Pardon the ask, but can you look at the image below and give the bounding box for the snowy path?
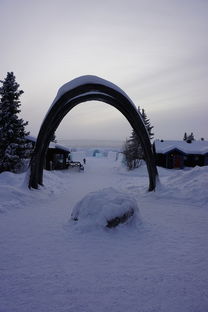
[0,157,208,312]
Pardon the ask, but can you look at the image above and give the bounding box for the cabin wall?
[205,155,208,166]
[156,152,206,169]
[45,149,69,170]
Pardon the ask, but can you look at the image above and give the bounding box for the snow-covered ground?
[0,157,208,312]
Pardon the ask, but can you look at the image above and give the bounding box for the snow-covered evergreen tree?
[123,107,154,170]
[122,139,134,170]
[50,132,57,143]
[0,72,32,173]
[184,132,195,143]
[188,132,195,141]
[183,132,187,141]
[139,107,154,140]
[123,130,143,169]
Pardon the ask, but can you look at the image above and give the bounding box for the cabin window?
[56,154,64,163]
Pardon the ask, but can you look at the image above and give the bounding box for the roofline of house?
[26,135,70,152]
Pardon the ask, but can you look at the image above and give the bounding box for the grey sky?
[0,0,208,141]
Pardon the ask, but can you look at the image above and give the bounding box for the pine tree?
[184,132,195,143]
[123,107,154,170]
[183,132,187,141]
[50,132,57,143]
[122,139,134,170]
[140,107,154,140]
[189,132,195,141]
[0,72,32,173]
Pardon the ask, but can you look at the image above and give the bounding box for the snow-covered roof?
[26,136,69,152]
[154,140,208,155]
[52,143,70,152]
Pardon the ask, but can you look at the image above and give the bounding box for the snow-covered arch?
[29,75,158,191]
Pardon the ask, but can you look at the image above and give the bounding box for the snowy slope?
[0,158,208,312]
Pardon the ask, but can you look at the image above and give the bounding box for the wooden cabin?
[45,143,70,170]
[153,140,208,169]
[26,136,70,170]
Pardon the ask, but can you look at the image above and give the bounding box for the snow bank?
[157,166,208,206]
[107,151,117,161]
[70,151,86,162]
[0,169,72,213]
[70,187,141,231]
[116,160,148,177]
[117,152,124,162]
[0,171,30,212]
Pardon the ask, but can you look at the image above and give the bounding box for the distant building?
[26,136,70,170]
[153,139,208,169]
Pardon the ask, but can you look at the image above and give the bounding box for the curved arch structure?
[29,75,158,191]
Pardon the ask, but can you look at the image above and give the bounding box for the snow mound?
[70,187,141,230]
[107,151,117,161]
[0,171,24,187]
[0,171,32,212]
[70,151,86,162]
[158,166,208,206]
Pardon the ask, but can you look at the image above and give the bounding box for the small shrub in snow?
[70,187,141,230]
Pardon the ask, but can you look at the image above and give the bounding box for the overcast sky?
[0,0,208,141]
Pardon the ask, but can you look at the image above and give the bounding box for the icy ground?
[0,157,208,312]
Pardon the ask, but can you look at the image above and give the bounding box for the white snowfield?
[0,157,208,312]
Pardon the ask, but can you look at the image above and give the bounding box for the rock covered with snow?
[70,187,141,230]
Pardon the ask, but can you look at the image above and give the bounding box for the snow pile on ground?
[117,152,124,162]
[157,166,208,206]
[115,160,149,177]
[107,151,117,161]
[70,187,141,230]
[0,171,33,213]
[70,151,86,162]
[0,169,73,213]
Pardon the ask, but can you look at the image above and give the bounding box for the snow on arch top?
[51,75,136,108]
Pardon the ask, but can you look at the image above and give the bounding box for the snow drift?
[157,165,208,206]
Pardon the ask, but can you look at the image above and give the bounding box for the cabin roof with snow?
[26,136,70,152]
[154,140,208,155]
[48,142,70,152]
